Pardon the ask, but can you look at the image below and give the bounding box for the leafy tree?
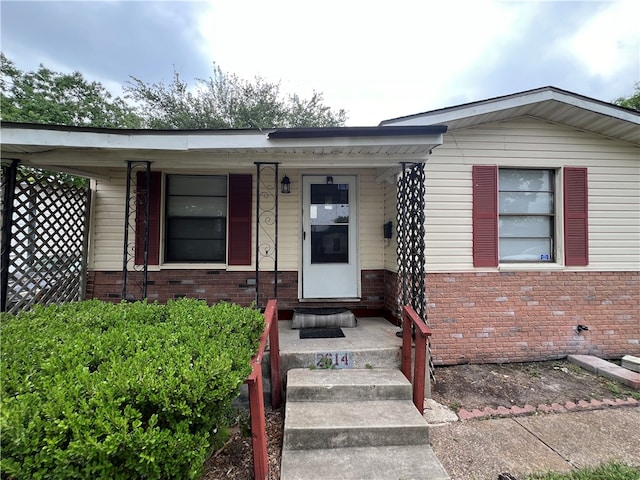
[125,65,347,129]
[0,53,141,128]
[613,82,640,111]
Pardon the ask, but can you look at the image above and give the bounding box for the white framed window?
[498,169,555,262]
[164,175,227,263]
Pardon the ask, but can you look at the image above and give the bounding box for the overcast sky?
[1,0,638,125]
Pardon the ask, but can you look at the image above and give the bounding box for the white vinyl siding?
[89,170,127,270]
[276,170,299,271]
[425,117,640,272]
[383,180,399,272]
[359,170,385,270]
[88,168,387,272]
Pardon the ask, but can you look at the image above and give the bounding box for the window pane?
[498,168,555,263]
[167,218,226,240]
[499,169,552,192]
[168,175,227,196]
[166,239,226,262]
[165,174,227,263]
[499,216,552,238]
[499,237,553,262]
[311,225,348,263]
[499,192,553,214]
[167,197,227,217]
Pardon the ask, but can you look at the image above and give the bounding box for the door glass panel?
[309,183,350,263]
[311,225,348,263]
[311,184,349,205]
[310,184,349,225]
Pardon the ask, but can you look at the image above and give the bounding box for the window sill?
[159,263,229,270]
[136,264,255,271]
[498,263,565,272]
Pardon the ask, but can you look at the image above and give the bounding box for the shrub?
[0,299,264,479]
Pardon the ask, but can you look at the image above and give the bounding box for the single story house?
[1,86,638,364]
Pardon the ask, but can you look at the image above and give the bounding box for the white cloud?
[567,0,639,79]
[196,0,527,124]
[4,0,636,127]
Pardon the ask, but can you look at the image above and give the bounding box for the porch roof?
[0,123,447,176]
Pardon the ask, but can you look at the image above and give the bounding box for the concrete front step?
[284,399,429,450]
[280,444,449,480]
[286,368,412,402]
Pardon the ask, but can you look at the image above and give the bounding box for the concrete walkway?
[428,406,640,480]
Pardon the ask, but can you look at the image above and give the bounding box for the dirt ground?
[201,407,283,480]
[201,359,639,479]
[431,359,639,411]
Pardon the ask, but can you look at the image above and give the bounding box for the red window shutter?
[228,174,253,265]
[472,165,498,267]
[135,171,161,265]
[564,167,589,266]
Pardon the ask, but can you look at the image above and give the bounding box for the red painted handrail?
[400,305,432,412]
[245,299,282,480]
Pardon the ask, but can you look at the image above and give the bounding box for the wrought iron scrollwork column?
[254,162,279,309]
[396,162,434,381]
[122,161,151,301]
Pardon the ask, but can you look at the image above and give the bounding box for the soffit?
[381,88,640,146]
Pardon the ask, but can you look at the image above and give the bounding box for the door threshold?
[299,297,361,303]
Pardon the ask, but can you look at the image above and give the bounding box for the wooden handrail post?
[245,299,281,480]
[413,331,427,411]
[265,299,282,409]
[400,305,432,412]
[248,372,268,480]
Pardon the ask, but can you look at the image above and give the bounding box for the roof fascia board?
[1,127,268,151]
[2,125,443,151]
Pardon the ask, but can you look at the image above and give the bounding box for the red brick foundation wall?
[384,270,639,365]
[86,269,386,314]
[384,269,400,324]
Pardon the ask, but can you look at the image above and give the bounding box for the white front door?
[302,175,358,298]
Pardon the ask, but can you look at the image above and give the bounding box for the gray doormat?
[299,327,345,339]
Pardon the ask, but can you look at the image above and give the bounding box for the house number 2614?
[314,352,352,369]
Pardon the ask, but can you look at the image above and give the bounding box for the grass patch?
[605,380,623,397]
[527,461,640,480]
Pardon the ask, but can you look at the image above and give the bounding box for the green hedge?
[0,299,265,479]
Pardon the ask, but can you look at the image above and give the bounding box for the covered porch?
[1,122,446,324]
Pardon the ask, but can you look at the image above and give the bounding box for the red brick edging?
[457,397,639,420]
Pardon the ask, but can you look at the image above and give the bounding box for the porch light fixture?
[326,176,333,185]
[281,175,291,194]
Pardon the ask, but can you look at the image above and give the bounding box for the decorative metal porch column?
[122,161,151,301]
[396,162,434,381]
[254,162,279,310]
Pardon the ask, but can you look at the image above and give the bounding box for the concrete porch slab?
[276,318,403,374]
